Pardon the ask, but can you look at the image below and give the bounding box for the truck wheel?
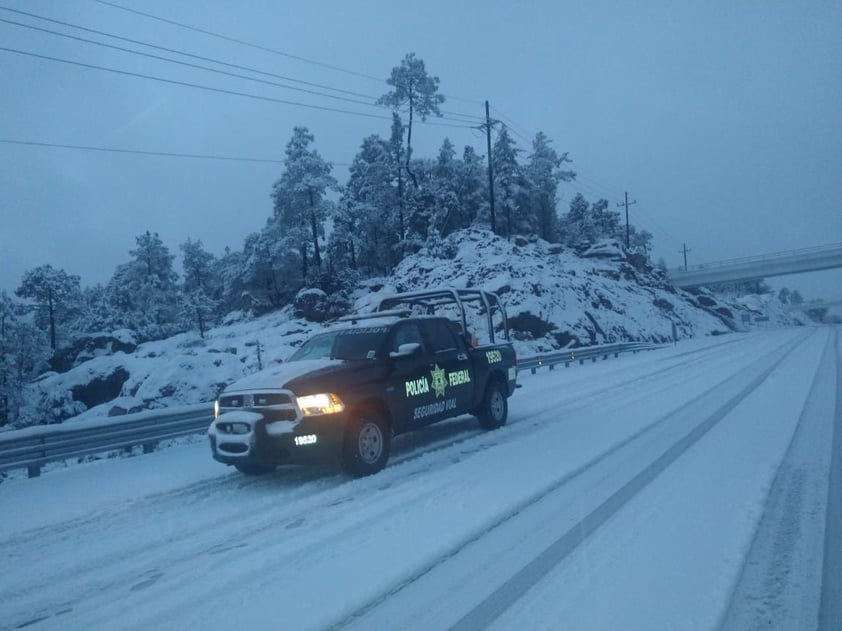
[476,380,507,430]
[342,410,391,477]
[235,463,275,475]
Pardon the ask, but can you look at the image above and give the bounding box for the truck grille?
[219,391,296,415]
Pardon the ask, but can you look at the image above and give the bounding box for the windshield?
[288,327,389,361]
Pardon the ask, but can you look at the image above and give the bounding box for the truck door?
[420,318,475,418]
[384,321,443,431]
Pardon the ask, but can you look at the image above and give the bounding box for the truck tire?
[235,463,276,475]
[342,409,391,477]
[476,380,507,430]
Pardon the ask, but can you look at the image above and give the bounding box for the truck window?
[288,327,389,362]
[288,332,335,361]
[390,322,427,356]
[332,329,388,360]
[426,319,460,353]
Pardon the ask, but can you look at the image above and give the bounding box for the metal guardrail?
[0,341,662,478]
[518,341,660,374]
[0,404,214,478]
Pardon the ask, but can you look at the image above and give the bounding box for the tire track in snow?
[1,330,759,554]
[0,333,796,630]
[718,328,836,631]
[333,331,811,631]
[819,327,842,631]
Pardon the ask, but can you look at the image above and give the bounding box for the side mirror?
[389,342,422,359]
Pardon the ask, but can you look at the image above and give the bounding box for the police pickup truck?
[208,289,517,476]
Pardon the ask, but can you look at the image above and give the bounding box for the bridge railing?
[0,341,662,478]
[674,242,842,272]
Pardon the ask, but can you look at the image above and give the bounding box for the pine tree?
[107,231,180,341]
[0,292,50,425]
[378,53,445,188]
[15,264,82,351]
[524,132,575,242]
[390,113,407,243]
[453,146,486,232]
[180,239,221,337]
[559,194,624,247]
[492,127,528,238]
[332,135,399,275]
[271,127,338,282]
[216,246,247,313]
[589,199,622,242]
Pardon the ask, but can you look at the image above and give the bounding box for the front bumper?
[208,409,346,467]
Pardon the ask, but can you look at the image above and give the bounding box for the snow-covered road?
[1,328,838,631]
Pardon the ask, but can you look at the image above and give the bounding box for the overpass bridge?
[668,242,842,288]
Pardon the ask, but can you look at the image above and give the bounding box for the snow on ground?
[12,229,804,429]
[0,327,836,631]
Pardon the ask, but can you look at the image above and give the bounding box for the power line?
[93,0,486,108]
[483,104,689,254]
[94,0,384,83]
[0,46,475,129]
[0,14,484,126]
[0,138,352,166]
[0,17,384,110]
[490,107,535,143]
[0,6,379,101]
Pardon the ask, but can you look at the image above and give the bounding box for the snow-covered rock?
[362,230,747,354]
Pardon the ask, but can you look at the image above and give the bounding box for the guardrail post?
[28,434,46,478]
[549,364,555,371]
[142,442,157,454]
[565,361,570,368]
[530,367,536,375]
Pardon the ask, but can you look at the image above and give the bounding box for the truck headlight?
[296,393,345,416]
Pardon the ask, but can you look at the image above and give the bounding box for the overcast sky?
[2,0,841,300]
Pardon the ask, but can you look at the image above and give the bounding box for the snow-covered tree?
[237,222,298,312]
[589,199,622,242]
[180,239,222,337]
[390,113,407,243]
[492,127,528,238]
[627,225,654,256]
[559,194,624,247]
[107,231,180,340]
[452,146,486,233]
[427,138,460,236]
[331,135,399,275]
[271,127,338,282]
[378,53,445,188]
[73,284,120,334]
[524,132,576,242]
[15,264,82,351]
[0,292,50,425]
[215,246,247,313]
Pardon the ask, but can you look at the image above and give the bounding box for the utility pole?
[483,100,497,235]
[616,192,637,249]
[679,243,692,271]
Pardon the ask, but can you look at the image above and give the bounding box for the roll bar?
[376,288,510,344]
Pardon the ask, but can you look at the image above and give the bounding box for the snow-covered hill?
[15,229,803,426]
